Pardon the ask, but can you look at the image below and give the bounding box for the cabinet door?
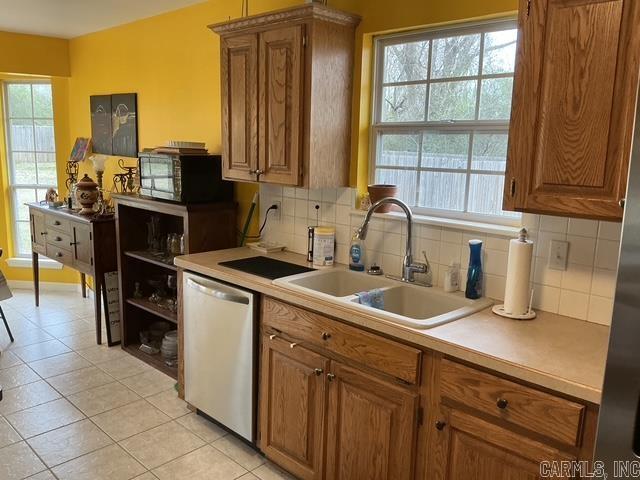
[220,33,259,181]
[325,362,419,480]
[504,0,640,220]
[259,334,328,480]
[258,25,304,185]
[430,407,575,480]
[30,210,46,254]
[71,223,93,272]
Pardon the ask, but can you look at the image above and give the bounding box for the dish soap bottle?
[465,239,483,299]
[349,230,365,271]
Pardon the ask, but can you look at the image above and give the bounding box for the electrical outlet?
[271,201,281,221]
[548,239,569,271]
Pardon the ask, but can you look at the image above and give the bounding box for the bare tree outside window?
[372,20,520,223]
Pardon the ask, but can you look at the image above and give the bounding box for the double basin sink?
[273,269,493,330]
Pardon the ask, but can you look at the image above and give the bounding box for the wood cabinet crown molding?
[209,3,361,34]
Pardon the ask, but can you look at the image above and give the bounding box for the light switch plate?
[548,239,569,271]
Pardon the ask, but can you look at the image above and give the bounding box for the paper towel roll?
[503,237,533,315]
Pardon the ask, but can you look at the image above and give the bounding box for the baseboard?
[8,280,90,294]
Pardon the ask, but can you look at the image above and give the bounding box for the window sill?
[349,209,521,237]
[6,257,64,270]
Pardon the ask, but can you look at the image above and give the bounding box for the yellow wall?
[0,31,70,77]
[0,30,76,282]
[1,0,517,283]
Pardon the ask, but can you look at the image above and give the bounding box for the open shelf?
[123,343,177,380]
[126,297,177,324]
[124,250,177,271]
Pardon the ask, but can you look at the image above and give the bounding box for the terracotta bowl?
[367,184,398,213]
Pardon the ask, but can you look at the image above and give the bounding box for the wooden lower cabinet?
[429,407,575,480]
[260,334,328,480]
[325,362,419,480]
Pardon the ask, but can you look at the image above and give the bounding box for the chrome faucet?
[356,197,429,284]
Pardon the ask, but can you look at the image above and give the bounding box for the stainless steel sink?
[273,268,492,329]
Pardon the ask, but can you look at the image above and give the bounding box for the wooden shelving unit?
[126,298,177,324]
[113,193,237,388]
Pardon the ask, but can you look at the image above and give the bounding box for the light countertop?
[175,247,609,404]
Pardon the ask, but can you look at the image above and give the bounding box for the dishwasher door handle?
[186,278,250,305]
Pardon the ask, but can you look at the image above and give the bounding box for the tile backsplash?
[259,185,620,326]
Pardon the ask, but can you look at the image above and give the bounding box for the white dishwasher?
[183,271,256,443]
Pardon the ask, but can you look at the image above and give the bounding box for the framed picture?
[90,95,112,155]
[70,137,92,162]
[111,93,138,158]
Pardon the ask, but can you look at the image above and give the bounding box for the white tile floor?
[0,289,294,480]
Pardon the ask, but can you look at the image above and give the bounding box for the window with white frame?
[371,20,520,223]
[4,81,57,256]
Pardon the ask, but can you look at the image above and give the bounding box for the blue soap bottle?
[465,239,483,299]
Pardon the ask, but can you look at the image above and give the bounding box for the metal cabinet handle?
[54,236,62,242]
[327,373,336,382]
[497,398,509,410]
[269,334,277,340]
[314,368,323,376]
[620,198,626,208]
[321,332,331,341]
[53,220,61,225]
[55,252,63,258]
[435,421,446,431]
[40,231,47,236]
[69,241,77,246]
[290,342,298,349]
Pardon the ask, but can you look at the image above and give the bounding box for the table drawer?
[45,243,73,266]
[47,231,72,251]
[46,215,72,234]
[262,297,421,384]
[440,359,585,446]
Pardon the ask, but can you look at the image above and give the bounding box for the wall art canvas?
[90,95,112,155]
[111,93,138,157]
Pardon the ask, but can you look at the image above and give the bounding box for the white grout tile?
[294,199,307,219]
[533,259,562,288]
[294,188,308,199]
[567,235,596,267]
[591,268,617,298]
[598,221,622,241]
[532,285,561,313]
[540,215,568,233]
[567,218,599,238]
[560,263,593,293]
[439,242,462,266]
[594,239,620,271]
[558,290,589,320]
[587,296,614,326]
[442,229,463,244]
[308,189,322,202]
[484,249,508,276]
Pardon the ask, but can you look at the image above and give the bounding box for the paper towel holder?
[492,228,537,320]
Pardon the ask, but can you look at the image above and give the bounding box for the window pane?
[483,29,517,74]
[32,84,53,117]
[35,119,55,151]
[375,168,417,204]
[7,84,32,117]
[15,188,37,221]
[468,174,518,217]
[16,222,32,256]
[12,152,37,184]
[472,133,508,171]
[422,132,469,169]
[428,80,477,121]
[418,171,466,211]
[431,34,480,79]
[36,153,57,185]
[381,85,427,122]
[478,77,513,120]
[10,119,34,151]
[384,41,429,83]
[378,134,420,167]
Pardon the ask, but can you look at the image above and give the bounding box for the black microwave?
[138,152,234,203]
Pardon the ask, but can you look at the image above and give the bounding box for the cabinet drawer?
[262,297,421,384]
[47,231,72,251]
[440,359,585,446]
[46,215,71,234]
[45,243,73,266]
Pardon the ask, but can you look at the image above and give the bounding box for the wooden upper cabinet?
[259,25,304,185]
[259,334,328,480]
[211,4,360,188]
[504,0,640,220]
[325,362,419,480]
[220,34,258,181]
